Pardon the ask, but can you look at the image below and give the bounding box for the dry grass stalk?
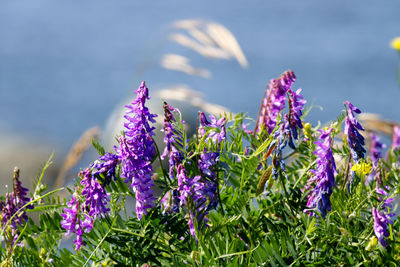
[54,126,100,189]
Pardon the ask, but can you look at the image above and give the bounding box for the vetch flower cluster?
[160,102,186,214]
[344,101,366,162]
[80,168,110,218]
[61,81,159,249]
[271,120,290,179]
[373,207,394,247]
[376,187,394,210]
[271,88,306,179]
[370,132,385,164]
[0,167,33,249]
[367,132,385,184]
[305,128,337,218]
[177,164,208,238]
[344,101,366,191]
[198,112,226,210]
[372,185,395,247]
[287,88,306,140]
[117,81,157,220]
[161,101,185,179]
[198,112,226,144]
[61,193,94,251]
[61,166,110,250]
[12,167,32,211]
[256,70,296,134]
[391,125,400,151]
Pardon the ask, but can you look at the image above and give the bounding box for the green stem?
[278,172,295,218]
[152,137,171,186]
[84,215,118,266]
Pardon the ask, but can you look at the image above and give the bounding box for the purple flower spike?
[61,194,80,237]
[391,125,400,151]
[198,112,226,210]
[60,194,84,250]
[1,193,21,249]
[272,120,291,179]
[256,70,296,134]
[2,192,18,229]
[287,88,306,140]
[161,102,185,179]
[370,132,385,164]
[305,128,337,218]
[373,184,395,247]
[0,168,34,249]
[366,132,385,185]
[12,167,32,210]
[373,207,394,247]
[344,101,366,162]
[177,165,208,239]
[61,167,111,250]
[80,168,110,219]
[117,81,157,220]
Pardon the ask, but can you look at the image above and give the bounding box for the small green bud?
[303,122,312,140]
[256,166,272,195]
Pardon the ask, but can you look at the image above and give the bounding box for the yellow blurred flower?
[351,161,372,177]
[365,236,378,251]
[390,37,400,50]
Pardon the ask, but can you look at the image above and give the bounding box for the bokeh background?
[1,0,399,188]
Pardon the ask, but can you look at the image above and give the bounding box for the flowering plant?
[1,72,400,266]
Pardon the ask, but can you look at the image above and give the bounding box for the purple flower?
[177,165,208,239]
[202,181,218,211]
[391,125,400,150]
[373,185,395,247]
[287,88,306,140]
[199,112,226,144]
[160,190,180,214]
[92,152,119,184]
[178,165,200,206]
[344,101,366,192]
[1,168,33,249]
[256,70,296,134]
[198,112,226,210]
[271,120,290,179]
[344,101,366,162]
[370,132,385,164]
[161,102,185,179]
[12,167,32,210]
[366,132,385,185]
[305,128,337,218]
[116,81,157,220]
[267,87,305,179]
[60,194,84,250]
[61,165,112,250]
[2,192,19,229]
[80,168,110,219]
[242,123,252,134]
[61,195,79,236]
[376,187,394,210]
[373,207,394,247]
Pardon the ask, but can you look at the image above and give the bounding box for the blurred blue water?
[0,0,399,150]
